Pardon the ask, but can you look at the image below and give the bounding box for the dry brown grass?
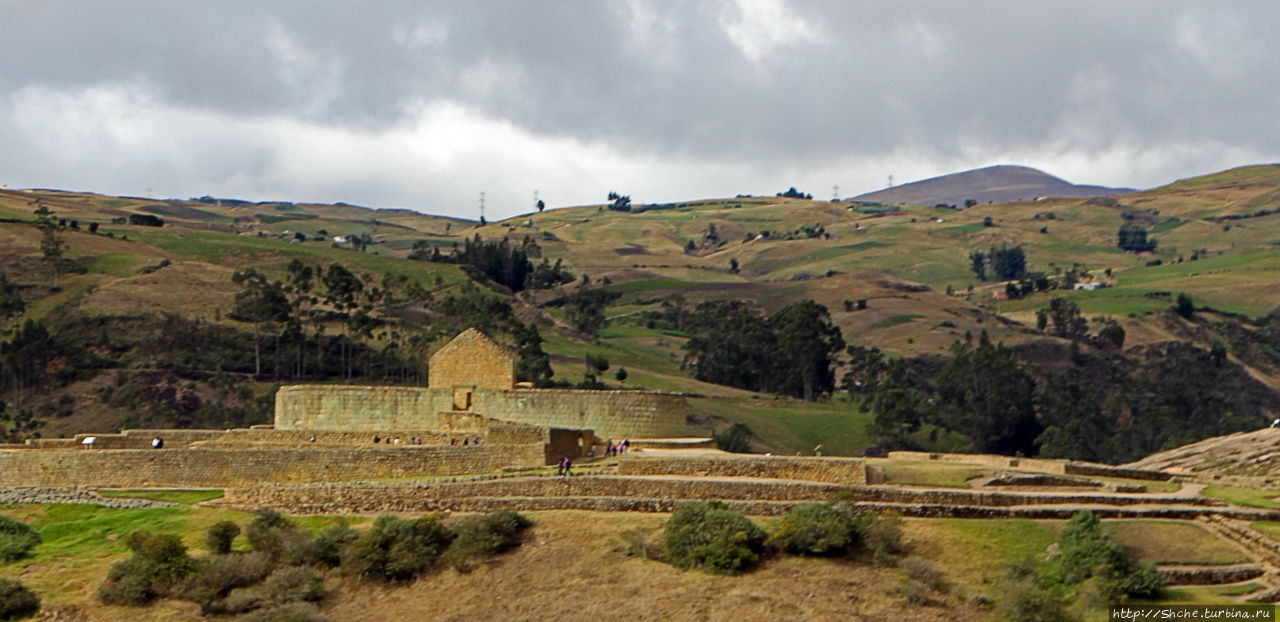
[5,510,986,622]
[79,260,239,317]
[323,510,982,622]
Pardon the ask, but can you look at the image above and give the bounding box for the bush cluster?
[446,509,534,572]
[341,515,452,583]
[99,531,200,605]
[664,500,767,575]
[659,500,911,577]
[0,578,40,620]
[993,511,1167,621]
[768,502,866,556]
[0,516,40,563]
[98,509,534,616]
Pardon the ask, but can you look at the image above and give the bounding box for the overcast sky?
[3,1,1278,220]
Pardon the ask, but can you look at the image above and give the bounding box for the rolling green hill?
[1,165,1279,457]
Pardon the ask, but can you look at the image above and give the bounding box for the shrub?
[616,527,661,560]
[184,552,273,613]
[310,524,357,568]
[898,556,949,605]
[0,516,40,562]
[223,566,326,614]
[864,513,906,566]
[98,531,200,605]
[258,566,324,604]
[664,500,766,575]
[340,515,452,583]
[992,558,1072,622]
[446,510,533,572]
[1053,510,1166,600]
[712,423,752,453]
[247,511,313,566]
[0,578,40,620]
[769,502,863,556]
[206,520,241,555]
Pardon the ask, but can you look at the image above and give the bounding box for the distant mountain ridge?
[851,164,1134,208]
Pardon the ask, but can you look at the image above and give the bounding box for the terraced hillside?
[0,164,1279,458]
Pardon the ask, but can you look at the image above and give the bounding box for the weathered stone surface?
[0,445,546,488]
[274,330,690,439]
[275,385,688,439]
[428,328,515,390]
[1158,564,1264,585]
[618,455,868,486]
[208,475,1280,521]
[0,486,175,508]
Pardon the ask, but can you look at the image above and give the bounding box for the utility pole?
[479,191,485,223]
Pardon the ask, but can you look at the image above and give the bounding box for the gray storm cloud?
[2,0,1278,219]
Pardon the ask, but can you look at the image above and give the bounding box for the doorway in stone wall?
[452,386,474,411]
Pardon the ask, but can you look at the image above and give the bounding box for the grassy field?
[902,518,1060,586]
[872,460,985,487]
[1105,520,1249,565]
[96,489,226,504]
[686,397,873,456]
[1201,485,1280,509]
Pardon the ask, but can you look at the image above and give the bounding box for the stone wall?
[884,451,1173,481]
[618,455,867,486]
[0,444,546,488]
[473,389,687,439]
[195,429,478,449]
[1063,463,1173,482]
[275,385,687,439]
[886,451,1069,474]
[428,328,514,390]
[211,475,1280,521]
[276,385,446,430]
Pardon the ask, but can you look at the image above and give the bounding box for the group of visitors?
[450,437,482,446]
[605,438,630,457]
[369,435,431,446]
[557,455,573,477]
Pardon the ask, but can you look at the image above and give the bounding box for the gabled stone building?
[276,329,689,439]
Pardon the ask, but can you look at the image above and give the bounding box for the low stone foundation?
[209,475,1280,521]
[0,445,547,488]
[617,455,867,486]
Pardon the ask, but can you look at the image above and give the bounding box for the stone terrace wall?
[1063,463,1174,482]
[196,429,478,449]
[276,385,449,430]
[618,455,867,486]
[474,389,687,439]
[73,429,226,449]
[886,451,1069,474]
[275,385,687,439]
[213,475,1273,520]
[0,445,546,488]
[884,451,1173,482]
